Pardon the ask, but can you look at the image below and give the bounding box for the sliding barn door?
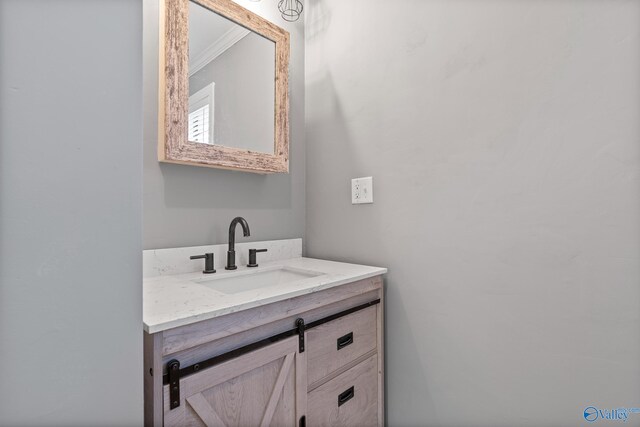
[163,336,305,427]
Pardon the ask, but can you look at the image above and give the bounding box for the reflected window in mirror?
[188,83,215,144]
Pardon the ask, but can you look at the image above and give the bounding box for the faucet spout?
[226,217,250,270]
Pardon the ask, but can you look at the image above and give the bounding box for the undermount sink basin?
[193,266,324,295]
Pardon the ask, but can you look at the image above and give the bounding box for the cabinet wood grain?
[163,336,304,426]
[307,354,379,427]
[307,305,377,387]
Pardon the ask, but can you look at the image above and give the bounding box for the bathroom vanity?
[143,239,386,426]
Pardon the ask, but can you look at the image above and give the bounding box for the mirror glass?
[188,1,276,154]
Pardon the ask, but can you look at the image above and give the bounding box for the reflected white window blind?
[188,82,215,144]
[188,104,210,143]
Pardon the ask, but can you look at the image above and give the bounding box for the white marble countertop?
[143,257,387,333]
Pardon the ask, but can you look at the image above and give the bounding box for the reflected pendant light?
[278,0,303,22]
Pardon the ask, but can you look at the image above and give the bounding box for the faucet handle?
[190,253,216,274]
[247,249,267,268]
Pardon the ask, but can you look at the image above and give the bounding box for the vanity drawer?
[307,305,377,386]
[307,354,378,427]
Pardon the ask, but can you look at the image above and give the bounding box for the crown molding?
[189,26,251,76]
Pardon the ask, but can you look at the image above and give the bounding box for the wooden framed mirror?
[158,0,290,173]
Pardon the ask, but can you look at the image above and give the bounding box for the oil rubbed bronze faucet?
[190,253,215,274]
[226,217,250,270]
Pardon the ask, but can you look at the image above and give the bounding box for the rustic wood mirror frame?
[158,0,290,173]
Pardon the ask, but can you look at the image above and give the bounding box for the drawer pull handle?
[337,332,354,350]
[338,386,355,407]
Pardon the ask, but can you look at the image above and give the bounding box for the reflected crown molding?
[189,26,251,76]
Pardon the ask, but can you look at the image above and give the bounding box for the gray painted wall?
[190,32,275,153]
[305,0,640,425]
[0,0,143,425]
[144,0,305,250]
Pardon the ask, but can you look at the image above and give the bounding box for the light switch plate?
[351,176,373,204]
